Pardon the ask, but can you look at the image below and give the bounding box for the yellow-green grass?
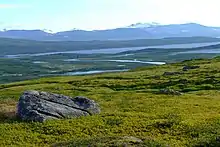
[0,57,220,146]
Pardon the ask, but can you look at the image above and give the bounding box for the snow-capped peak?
[0,28,10,32]
[43,29,54,34]
[127,22,161,28]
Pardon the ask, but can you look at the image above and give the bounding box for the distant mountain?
[0,30,52,40]
[1,37,220,56]
[142,23,220,38]
[1,23,220,41]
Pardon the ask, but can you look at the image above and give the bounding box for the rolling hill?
[1,57,220,146]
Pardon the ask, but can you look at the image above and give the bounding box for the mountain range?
[1,23,220,41]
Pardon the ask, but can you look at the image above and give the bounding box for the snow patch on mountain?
[43,29,54,34]
[126,22,161,28]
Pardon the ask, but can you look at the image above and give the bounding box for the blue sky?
[0,0,219,32]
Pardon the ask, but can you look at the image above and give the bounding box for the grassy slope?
[0,57,220,146]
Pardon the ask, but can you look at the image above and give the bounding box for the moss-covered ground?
[0,57,220,146]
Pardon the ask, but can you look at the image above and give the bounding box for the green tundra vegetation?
[1,46,219,84]
[0,56,220,146]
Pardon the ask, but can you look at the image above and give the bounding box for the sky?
[0,0,220,32]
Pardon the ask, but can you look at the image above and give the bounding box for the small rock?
[182,65,200,71]
[152,75,161,79]
[178,79,188,84]
[17,90,100,122]
[121,136,143,143]
[159,89,182,95]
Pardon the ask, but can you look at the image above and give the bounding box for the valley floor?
[0,57,220,146]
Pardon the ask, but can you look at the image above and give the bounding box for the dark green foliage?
[105,118,123,126]
[52,136,165,147]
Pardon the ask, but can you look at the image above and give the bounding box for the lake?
[172,49,220,55]
[4,42,220,58]
[64,69,129,76]
[63,59,166,65]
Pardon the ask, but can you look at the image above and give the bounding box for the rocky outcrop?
[17,90,100,122]
[183,65,200,71]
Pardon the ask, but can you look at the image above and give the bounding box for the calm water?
[172,49,220,55]
[33,61,48,64]
[4,42,220,58]
[100,60,166,65]
[64,59,166,65]
[64,69,129,76]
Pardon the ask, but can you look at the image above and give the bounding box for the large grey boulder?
[17,90,100,122]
